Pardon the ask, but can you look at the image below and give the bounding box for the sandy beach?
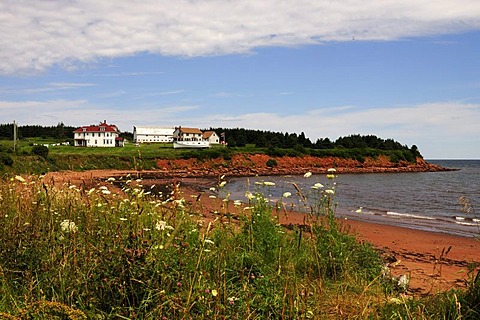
[44,169,480,296]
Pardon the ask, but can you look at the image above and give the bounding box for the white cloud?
[1,0,480,74]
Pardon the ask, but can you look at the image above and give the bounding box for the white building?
[202,131,220,144]
[173,127,205,141]
[73,121,124,147]
[133,126,175,143]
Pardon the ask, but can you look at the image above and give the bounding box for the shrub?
[31,144,49,159]
[0,153,13,166]
[266,158,277,167]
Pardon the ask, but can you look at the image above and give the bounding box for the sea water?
[223,160,480,237]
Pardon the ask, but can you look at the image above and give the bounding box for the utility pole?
[13,120,17,152]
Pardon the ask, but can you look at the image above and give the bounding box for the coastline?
[41,160,478,296]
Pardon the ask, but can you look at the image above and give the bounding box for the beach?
[43,169,480,296]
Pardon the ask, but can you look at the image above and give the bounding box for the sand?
[43,170,480,296]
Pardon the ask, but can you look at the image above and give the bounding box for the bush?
[266,158,277,167]
[31,144,49,159]
[0,153,13,166]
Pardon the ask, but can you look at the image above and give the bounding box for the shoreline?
[42,168,479,296]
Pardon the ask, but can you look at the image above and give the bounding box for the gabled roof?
[177,127,203,134]
[202,131,217,139]
[73,121,119,133]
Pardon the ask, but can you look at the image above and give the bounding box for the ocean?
[223,160,480,238]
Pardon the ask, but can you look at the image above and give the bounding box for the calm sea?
[224,160,480,237]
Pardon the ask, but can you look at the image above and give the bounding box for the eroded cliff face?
[155,154,448,178]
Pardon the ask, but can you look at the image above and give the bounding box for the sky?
[1,1,480,159]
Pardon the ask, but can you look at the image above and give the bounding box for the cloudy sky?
[1,1,480,159]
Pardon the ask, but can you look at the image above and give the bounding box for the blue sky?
[1,1,480,159]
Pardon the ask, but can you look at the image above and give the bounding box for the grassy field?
[0,172,479,319]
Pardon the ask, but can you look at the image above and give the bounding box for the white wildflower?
[325,189,335,195]
[219,181,227,188]
[355,207,363,213]
[263,181,275,186]
[303,172,312,178]
[209,195,217,199]
[99,186,108,190]
[60,219,78,233]
[119,217,127,221]
[68,185,77,189]
[282,192,292,198]
[87,188,95,195]
[204,239,215,245]
[107,177,115,182]
[311,183,324,189]
[101,189,111,195]
[156,220,167,231]
[327,168,336,172]
[209,187,216,191]
[233,200,242,206]
[15,175,26,183]
[245,191,254,200]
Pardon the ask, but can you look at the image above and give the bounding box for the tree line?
[0,123,76,140]
[209,127,421,157]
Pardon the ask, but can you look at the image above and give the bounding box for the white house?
[202,131,220,144]
[173,127,205,141]
[133,126,175,143]
[73,121,124,147]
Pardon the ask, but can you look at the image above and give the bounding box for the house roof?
[202,131,217,139]
[74,121,119,133]
[177,127,203,134]
[134,126,175,135]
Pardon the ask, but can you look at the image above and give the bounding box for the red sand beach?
[43,168,479,296]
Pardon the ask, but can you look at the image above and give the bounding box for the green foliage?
[266,158,278,167]
[31,144,49,159]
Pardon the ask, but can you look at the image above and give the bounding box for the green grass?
[1,172,477,319]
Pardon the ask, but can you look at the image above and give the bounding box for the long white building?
[133,126,175,143]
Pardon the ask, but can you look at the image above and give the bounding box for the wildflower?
[325,189,335,195]
[311,183,324,189]
[355,207,363,213]
[119,217,127,221]
[107,177,115,182]
[209,195,217,199]
[211,289,218,297]
[233,200,242,206]
[15,175,26,183]
[68,185,77,189]
[60,219,78,233]
[87,188,95,195]
[156,220,167,231]
[327,174,335,179]
[263,181,275,186]
[245,191,254,200]
[282,192,292,198]
[209,187,216,191]
[327,168,336,172]
[101,189,111,195]
[227,297,235,305]
[303,172,312,178]
[204,239,215,245]
[219,181,227,188]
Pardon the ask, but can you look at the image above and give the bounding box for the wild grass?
[0,172,478,319]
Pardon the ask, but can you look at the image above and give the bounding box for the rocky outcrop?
[154,154,451,178]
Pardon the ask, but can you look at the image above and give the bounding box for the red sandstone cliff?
[154,154,448,178]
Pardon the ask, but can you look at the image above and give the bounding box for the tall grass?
[0,173,477,319]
